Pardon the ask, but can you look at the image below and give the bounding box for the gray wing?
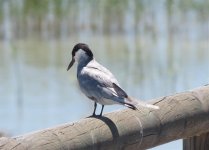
[87,60,118,83]
[78,61,127,102]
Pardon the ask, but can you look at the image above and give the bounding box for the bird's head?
[67,43,93,71]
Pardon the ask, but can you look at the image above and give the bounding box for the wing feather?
[79,60,127,100]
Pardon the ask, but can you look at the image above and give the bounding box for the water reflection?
[0,0,209,150]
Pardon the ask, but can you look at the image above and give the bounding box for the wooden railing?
[1,85,209,150]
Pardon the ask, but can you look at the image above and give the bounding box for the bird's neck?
[77,56,93,72]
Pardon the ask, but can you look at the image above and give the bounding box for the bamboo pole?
[1,85,209,150]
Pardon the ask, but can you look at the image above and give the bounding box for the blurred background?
[0,0,209,149]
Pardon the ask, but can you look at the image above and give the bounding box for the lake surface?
[0,1,209,150]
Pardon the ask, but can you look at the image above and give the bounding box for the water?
[0,1,209,150]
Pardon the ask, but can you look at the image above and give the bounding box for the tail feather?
[125,96,159,110]
[124,102,137,110]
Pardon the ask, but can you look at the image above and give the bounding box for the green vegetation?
[0,0,208,39]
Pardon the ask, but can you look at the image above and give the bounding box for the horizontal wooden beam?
[1,85,209,150]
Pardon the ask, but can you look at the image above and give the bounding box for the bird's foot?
[99,113,103,117]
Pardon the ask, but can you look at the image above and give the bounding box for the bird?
[67,43,159,116]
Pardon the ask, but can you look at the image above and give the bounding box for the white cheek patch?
[74,49,86,62]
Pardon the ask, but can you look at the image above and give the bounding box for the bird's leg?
[92,102,97,116]
[99,105,104,116]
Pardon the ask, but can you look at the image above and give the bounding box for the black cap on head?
[72,43,93,58]
[67,43,93,71]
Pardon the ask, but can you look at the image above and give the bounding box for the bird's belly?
[98,98,119,105]
[78,84,119,105]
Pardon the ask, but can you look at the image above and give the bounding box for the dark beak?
[67,58,75,71]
